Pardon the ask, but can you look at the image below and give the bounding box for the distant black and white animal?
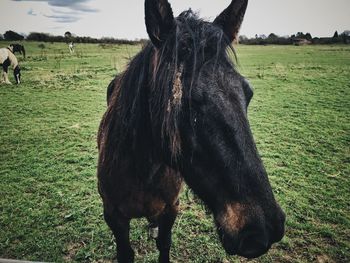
[9,43,26,59]
[0,47,21,84]
[68,42,75,54]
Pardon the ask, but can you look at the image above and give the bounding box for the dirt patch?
[316,254,335,263]
[63,243,83,262]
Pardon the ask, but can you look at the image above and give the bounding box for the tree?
[4,30,24,41]
[268,33,278,39]
[340,31,350,44]
[333,31,339,38]
[64,31,72,38]
[27,32,50,42]
[305,33,312,41]
[239,35,248,42]
[294,32,312,40]
[342,30,350,36]
[296,32,304,38]
[0,34,3,40]
[64,31,74,43]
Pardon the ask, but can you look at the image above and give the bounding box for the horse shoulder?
[7,51,19,68]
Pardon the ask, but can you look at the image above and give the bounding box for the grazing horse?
[9,43,26,59]
[68,42,75,54]
[0,47,21,84]
[97,0,285,262]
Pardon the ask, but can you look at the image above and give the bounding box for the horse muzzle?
[218,207,285,259]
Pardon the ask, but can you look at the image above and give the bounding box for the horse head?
[145,0,285,258]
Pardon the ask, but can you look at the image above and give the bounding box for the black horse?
[9,43,26,59]
[97,0,285,262]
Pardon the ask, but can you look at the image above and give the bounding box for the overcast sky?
[1,0,349,39]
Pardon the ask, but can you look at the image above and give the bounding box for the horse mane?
[99,10,236,175]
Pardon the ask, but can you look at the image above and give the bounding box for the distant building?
[293,38,311,46]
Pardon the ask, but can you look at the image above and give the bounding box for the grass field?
[0,41,349,263]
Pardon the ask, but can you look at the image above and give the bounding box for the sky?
[0,0,349,39]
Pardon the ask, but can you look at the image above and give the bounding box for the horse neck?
[8,52,18,68]
[0,49,8,64]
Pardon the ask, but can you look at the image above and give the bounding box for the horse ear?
[145,0,175,48]
[213,0,248,43]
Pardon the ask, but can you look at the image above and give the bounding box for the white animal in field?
[0,47,21,84]
[68,42,75,54]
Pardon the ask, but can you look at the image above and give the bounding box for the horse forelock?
[149,43,184,160]
[171,64,184,107]
[165,63,184,159]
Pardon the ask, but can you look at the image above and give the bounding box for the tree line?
[239,31,350,45]
[1,30,349,45]
[0,30,143,45]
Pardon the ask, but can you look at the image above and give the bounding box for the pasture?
[0,41,349,262]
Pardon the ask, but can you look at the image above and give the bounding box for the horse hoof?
[149,226,159,239]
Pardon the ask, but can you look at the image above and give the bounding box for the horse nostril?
[238,231,269,259]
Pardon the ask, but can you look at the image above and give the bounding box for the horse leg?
[3,72,11,84]
[156,201,179,263]
[2,61,11,84]
[104,209,134,263]
[148,218,159,239]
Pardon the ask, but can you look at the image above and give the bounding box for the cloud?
[51,9,80,16]
[43,14,81,23]
[44,8,84,23]
[13,0,98,13]
[27,8,37,16]
[14,0,98,24]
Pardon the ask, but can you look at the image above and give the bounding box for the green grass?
[0,42,349,262]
